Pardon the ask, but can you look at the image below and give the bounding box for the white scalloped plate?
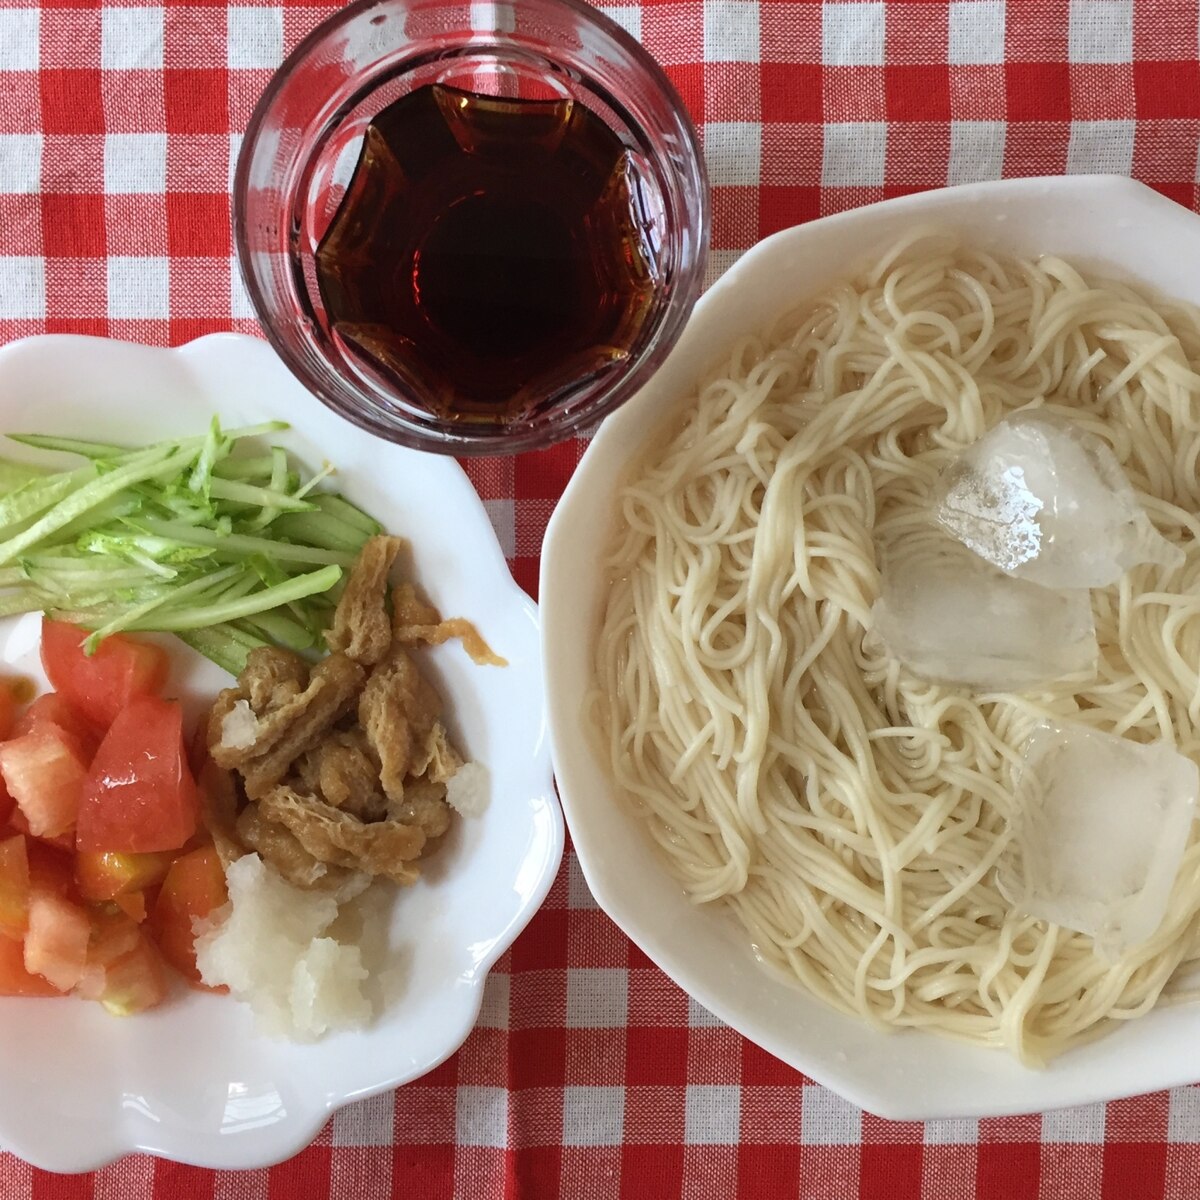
[0,332,562,1171]
[542,176,1200,1120]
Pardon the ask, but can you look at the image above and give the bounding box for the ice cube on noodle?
[933,411,1183,589]
[999,720,1198,960]
[870,528,1098,691]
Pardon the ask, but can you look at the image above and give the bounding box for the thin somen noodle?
[592,231,1200,1065]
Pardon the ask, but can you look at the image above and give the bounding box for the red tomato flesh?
[75,850,174,902]
[112,890,148,923]
[0,774,15,829]
[0,624,218,1015]
[77,909,141,994]
[24,890,90,991]
[75,696,198,854]
[40,619,169,730]
[93,934,167,1015]
[76,910,167,1014]
[0,934,61,996]
[0,724,88,839]
[151,846,227,988]
[13,693,103,763]
[0,682,16,743]
[8,807,76,853]
[0,834,29,940]
[25,839,76,898]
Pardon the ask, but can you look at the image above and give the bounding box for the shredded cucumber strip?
[81,564,244,650]
[176,624,268,676]
[0,591,58,618]
[0,419,384,674]
[207,477,316,512]
[0,465,100,534]
[0,459,50,490]
[0,446,193,566]
[7,422,288,462]
[5,435,130,459]
[133,518,357,567]
[316,493,382,536]
[118,565,342,632]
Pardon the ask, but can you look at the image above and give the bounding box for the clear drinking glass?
[234,0,709,455]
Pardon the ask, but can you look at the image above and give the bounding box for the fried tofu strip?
[197,759,245,870]
[358,646,441,803]
[385,777,452,839]
[201,535,492,891]
[325,534,405,666]
[294,729,388,822]
[391,582,507,666]
[207,647,311,769]
[210,650,365,800]
[258,785,426,886]
[236,805,369,896]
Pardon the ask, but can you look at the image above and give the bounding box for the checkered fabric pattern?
[3,0,1200,1195]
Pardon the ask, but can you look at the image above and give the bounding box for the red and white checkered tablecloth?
[3,0,1200,1195]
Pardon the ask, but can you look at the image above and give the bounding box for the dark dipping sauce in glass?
[315,83,658,424]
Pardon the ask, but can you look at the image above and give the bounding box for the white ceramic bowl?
[0,333,563,1171]
[541,176,1200,1120]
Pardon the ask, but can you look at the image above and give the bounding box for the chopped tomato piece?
[0,774,14,830]
[76,696,198,854]
[13,693,103,762]
[112,891,148,923]
[79,909,141,984]
[151,845,227,988]
[96,937,167,1015]
[24,890,90,991]
[187,717,211,778]
[0,834,29,940]
[8,808,76,853]
[25,839,76,897]
[0,681,16,742]
[0,724,88,839]
[74,909,140,1000]
[0,934,61,996]
[76,910,166,1014]
[40,619,169,730]
[75,850,175,902]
